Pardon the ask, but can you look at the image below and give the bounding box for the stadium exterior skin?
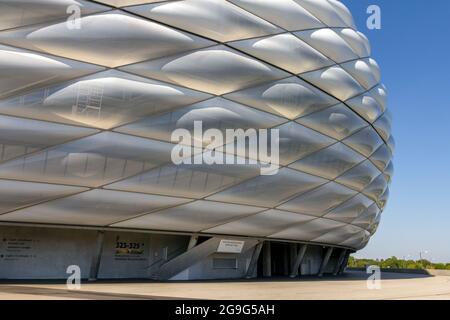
[0,0,393,280]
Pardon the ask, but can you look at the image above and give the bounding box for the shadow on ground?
[0,270,432,286]
[0,285,192,300]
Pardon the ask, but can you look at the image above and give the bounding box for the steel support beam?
[89,231,105,281]
[318,247,333,277]
[333,249,347,275]
[245,241,264,279]
[290,244,308,278]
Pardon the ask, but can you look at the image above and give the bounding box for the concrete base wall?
[0,226,343,280]
[98,232,188,279]
[0,226,95,279]
[0,226,189,280]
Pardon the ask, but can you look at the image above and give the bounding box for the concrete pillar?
[338,251,351,275]
[89,231,105,281]
[155,237,221,280]
[162,246,169,261]
[245,241,263,279]
[187,235,198,250]
[318,247,333,277]
[262,242,271,277]
[290,244,308,278]
[333,249,347,275]
[154,238,259,280]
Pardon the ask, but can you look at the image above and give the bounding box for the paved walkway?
[1,271,450,300]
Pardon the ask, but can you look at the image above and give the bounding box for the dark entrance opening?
[256,241,292,277]
[270,242,290,276]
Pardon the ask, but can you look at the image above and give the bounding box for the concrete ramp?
[153,237,223,280]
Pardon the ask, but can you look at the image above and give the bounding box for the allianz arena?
[0,0,393,280]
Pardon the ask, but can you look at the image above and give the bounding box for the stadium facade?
[0,0,393,280]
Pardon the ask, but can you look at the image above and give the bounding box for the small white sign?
[217,240,245,253]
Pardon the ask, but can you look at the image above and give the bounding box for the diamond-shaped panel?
[0,0,110,31]
[0,70,212,129]
[228,0,324,31]
[0,45,104,99]
[224,76,339,120]
[121,45,289,95]
[127,0,281,42]
[229,34,333,74]
[0,11,215,67]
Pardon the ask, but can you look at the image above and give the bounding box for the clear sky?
[340,0,450,262]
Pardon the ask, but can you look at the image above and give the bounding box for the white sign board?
[217,240,245,253]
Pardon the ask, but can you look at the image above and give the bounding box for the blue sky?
[341,0,450,262]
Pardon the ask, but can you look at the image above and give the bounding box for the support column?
[318,247,333,277]
[338,251,351,275]
[262,242,271,277]
[89,231,105,281]
[333,249,347,275]
[187,235,199,250]
[245,241,263,279]
[290,244,308,278]
[154,238,259,280]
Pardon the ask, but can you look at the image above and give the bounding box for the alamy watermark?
[66,265,81,290]
[66,5,81,30]
[366,265,382,290]
[171,121,280,175]
[367,5,382,30]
